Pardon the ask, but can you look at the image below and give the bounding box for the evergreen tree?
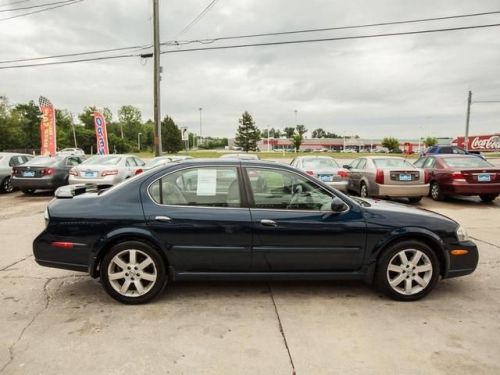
[235,111,260,152]
[161,116,183,153]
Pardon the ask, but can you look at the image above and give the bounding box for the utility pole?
[464,90,472,151]
[70,112,77,148]
[153,0,162,156]
[199,107,203,145]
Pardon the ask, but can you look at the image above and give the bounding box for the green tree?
[283,127,295,138]
[291,131,303,152]
[161,116,182,153]
[325,131,341,138]
[312,128,326,138]
[13,101,41,150]
[381,137,400,152]
[295,124,307,136]
[235,111,260,152]
[118,105,142,140]
[424,136,438,147]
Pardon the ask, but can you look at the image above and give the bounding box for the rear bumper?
[325,180,348,192]
[376,184,429,197]
[444,240,479,279]
[69,175,122,186]
[443,182,500,196]
[11,176,62,190]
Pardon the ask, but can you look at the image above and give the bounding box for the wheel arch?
[367,227,449,281]
[89,228,169,278]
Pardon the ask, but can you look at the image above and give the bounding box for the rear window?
[373,158,415,169]
[25,156,61,166]
[82,156,122,166]
[302,158,339,169]
[442,157,492,168]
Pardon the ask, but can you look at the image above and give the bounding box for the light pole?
[198,107,203,146]
[153,0,162,156]
[138,133,142,151]
[294,109,298,127]
[464,91,500,151]
[267,126,270,152]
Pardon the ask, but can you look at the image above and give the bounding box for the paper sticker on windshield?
[197,169,217,196]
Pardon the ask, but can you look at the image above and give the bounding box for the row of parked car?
[290,154,499,203]
[1,151,499,203]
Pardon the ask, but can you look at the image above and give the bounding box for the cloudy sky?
[1,0,500,139]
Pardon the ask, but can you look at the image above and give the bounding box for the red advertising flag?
[93,111,109,155]
[38,96,57,156]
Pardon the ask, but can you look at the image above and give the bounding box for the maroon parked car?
[414,155,500,202]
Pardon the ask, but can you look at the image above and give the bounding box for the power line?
[2,9,499,64]
[166,10,500,47]
[1,21,500,70]
[0,0,32,8]
[0,43,151,64]
[175,0,220,38]
[160,22,500,55]
[0,0,77,12]
[0,0,81,21]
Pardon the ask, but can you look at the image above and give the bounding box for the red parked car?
[414,155,500,202]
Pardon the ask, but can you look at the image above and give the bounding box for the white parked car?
[291,156,350,192]
[145,155,193,170]
[68,154,146,186]
[0,152,33,193]
[57,148,85,157]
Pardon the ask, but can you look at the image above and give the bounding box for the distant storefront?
[452,134,500,152]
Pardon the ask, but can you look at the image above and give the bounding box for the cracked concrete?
[0,192,499,374]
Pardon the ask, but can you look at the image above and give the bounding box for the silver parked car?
[220,153,259,160]
[345,156,429,203]
[68,154,146,186]
[145,155,193,170]
[56,148,85,157]
[291,156,349,192]
[0,152,33,193]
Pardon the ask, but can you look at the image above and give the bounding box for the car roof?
[0,152,32,157]
[362,156,406,160]
[429,154,478,158]
[296,156,334,160]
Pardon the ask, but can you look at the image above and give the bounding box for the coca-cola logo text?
[470,136,500,150]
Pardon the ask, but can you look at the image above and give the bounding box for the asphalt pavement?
[0,185,499,374]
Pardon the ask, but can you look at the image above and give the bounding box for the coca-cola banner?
[453,134,500,152]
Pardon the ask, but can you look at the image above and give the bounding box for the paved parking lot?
[1,185,500,374]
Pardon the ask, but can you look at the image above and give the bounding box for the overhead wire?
[0,0,81,21]
[0,0,78,12]
[175,0,220,38]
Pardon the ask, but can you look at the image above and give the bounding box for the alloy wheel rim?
[3,177,13,193]
[107,249,158,297]
[361,185,367,197]
[431,184,439,199]
[386,249,433,295]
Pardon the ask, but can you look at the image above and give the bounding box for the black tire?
[100,241,167,304]
[408,196,422,204]
[479,194,497,203]
[0,176,14,193]
[21,189,35,195]
[374,240,440,301]
[360,182,369,198]
[430,182,445,201]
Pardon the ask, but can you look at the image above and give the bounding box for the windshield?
[25,156,61,166]
[373,158,415,169]
[82,156,122,166]
[302,158,339,169]
[442,157,492,168]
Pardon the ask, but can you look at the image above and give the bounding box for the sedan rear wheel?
[360,183,368,198]
[430,182,444,201]
[101,241,167,304]
[375,240,440,301]
[479,194,497,203]
[0,176,14,193]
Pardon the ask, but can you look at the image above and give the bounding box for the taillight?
[424,170,430,184]
[50,241,74,249]
[102,169,118,177]
[135,169,143,175]
[375,169,384,184]
[337,170,349,178]
[69,167,78,176]
[451,172,465,181]
[42,168,55,176]
[305,170,314,176]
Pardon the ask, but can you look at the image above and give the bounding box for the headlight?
[456,225,469,242]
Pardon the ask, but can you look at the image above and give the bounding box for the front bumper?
[444,240,479,279]
[376,183,429,198]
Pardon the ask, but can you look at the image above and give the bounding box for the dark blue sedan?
[33,159,478,304]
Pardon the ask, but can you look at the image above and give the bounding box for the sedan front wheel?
[375,240,440,301]
[101,241,167,304]
[0,176,14,193]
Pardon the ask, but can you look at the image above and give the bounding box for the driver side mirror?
[331,197,349,213]
[343,164,351,169]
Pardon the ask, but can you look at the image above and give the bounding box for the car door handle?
[154,215,172,223]
[260,219,277,227]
